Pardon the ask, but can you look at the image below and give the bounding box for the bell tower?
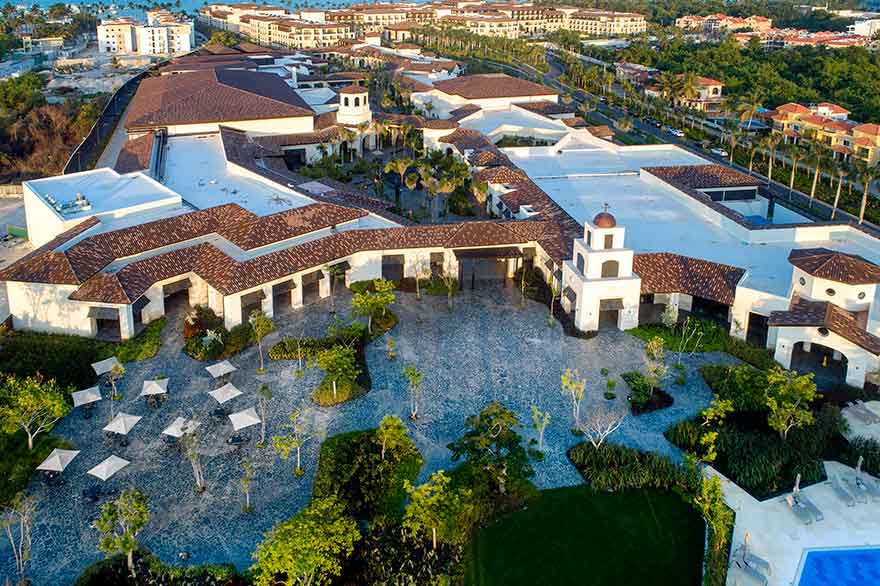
[337,84,371,126]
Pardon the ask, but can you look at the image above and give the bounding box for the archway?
[790,341,848,390]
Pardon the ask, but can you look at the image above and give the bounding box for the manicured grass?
[465,485,705,586]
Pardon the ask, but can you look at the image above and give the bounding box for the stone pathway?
[2,287,737,585]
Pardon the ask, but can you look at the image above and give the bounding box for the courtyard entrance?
[790,341,848,389]
[455,247,521,290]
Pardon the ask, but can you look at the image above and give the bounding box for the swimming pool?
[797,547,880,586]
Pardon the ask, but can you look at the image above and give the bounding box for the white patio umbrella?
[205,360,237,379]
[209,383,242,405]
[103,412,143,435]
[91,356,121,376]
[162,416,202,438]
[140,378,169,396]
[36,449,80,472]
[228,407,261,431]
[87,455,130,481]
[72,387,102,408]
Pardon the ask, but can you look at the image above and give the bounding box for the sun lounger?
[785,495,813,524]
[856,475,880,501]
[735,560,768,586]
[851,402,880,424]
[842,476,869,504]
[794,493,824,521]
[744,551,772,575]
[831,475,857,506]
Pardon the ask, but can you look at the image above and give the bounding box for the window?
[354,96,360,107]
[601,260,619,278]
[576,253,585,275]
[799,277,806,286]
[586,231,591,247]
[859,292,866,300]
[603,234,613,249]
[826,288,836,296]
[344,97,349,107]
[818,327,830,337]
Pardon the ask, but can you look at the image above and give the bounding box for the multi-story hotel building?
[98,11,194,55]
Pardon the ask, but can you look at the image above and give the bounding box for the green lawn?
[465,485,705,586]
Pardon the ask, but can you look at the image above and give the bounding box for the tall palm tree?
[372,119,386,151]
[736,88,764,133]
[805,143,827,207]
[763,133,782,185]
[471,179,489,216]
[356,121,371,157]
[384,157,413,208]
[728,130,742,165]
[787,143,803,197]
[338,127,356,164]
[746,141,759,175]
[857,161,878,225]
[831,164,849,219]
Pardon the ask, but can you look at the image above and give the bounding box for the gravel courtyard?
[5,287,737,585]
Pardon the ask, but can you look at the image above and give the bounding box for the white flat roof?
[25,168,181,220]
[505,142,707,177]
[162,134,317,216]
[461,108,568,137]
[515,149,880,297]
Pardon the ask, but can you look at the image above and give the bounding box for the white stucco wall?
[773,325,878,388]
[163,115,314,137]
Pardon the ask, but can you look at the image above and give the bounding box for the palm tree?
[746,141,758,174]
[356,121,371,157]
[372,119,386,150]
[677,72,699,112]
[806,143,827,207]
[736,88,764,133]
[384,157,413,208]
[763,133,782,185]
[657,71,680,104]
[471,179,489,216]
[787,144,803,198]
[338,127,356,163]
[728,130,742,165]
[831,163,849,219]
[857,161,878,224]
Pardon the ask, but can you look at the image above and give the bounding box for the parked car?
[648,118,662,128]
[665,127,685,138]
[710,147,729,158]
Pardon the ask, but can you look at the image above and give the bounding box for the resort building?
[769,102,880,166]
[98,11,194,55]
[675,13,774,34]
[6,68,880,391]
[564,9,647,37]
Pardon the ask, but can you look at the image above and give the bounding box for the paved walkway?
[94,99,135,171]
[1,288,733,585]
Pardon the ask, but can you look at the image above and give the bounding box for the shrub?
[622,371,673,414]
[840,436,880,477]
[568,443,698,493]
[113,318,166,363]
[75,551,244,586]
[700,365,769,413]
[182,305,252,361]
[224,322,254,356]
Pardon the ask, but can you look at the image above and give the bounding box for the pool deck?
[711,461,880,586]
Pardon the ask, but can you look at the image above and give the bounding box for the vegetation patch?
[622,371,674,414]
[0,431,72,505]
[182,306,256,361]
[464,484,705,586]
[74,552,244,586]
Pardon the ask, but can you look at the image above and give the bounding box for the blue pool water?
[798,547,880,586]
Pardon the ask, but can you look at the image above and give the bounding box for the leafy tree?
[249,310,275,374]
[108,362,125,421]
[375,415,409,460]
[316,346,359,402]
[323,264,346,314]
[765,367,816,440]
[351,278,395,333]
[273,408,316,476]
[447,401,533,496]
[241,459,254,513]
[251,496,359,586]
[0,374,70,450]
[95,488,149,578]
[403,471,475,550]
[209,30,238,47]
[530,405,551,451]
[560,368,586,423]
[644,336,668,392]
[402,364,423,420]
[384,157,413,208]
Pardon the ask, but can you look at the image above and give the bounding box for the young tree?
[375,414,409,460]
[96,488,149,578]
[660,302,678,335]
[403,364,424,420]
[257,383,272,446]
[179,430,206,493]
[447,401,533,496]
[249,310,276,374]
[351,278,395,333]
[765,367,816,440]
[251,497,359,586]
[403,471,474,551]
[530,405,551,451]
[241,459,254,513]
[413,258,431,300]
[273,408,315,476]
[108,362,125,421]
[577,401,627,449]
[2,492,38,586]
[323,264,346,314]
[316,346,359,402]
[384,157,414,208]
[560,368,586,423]
[644,336,668,393]
[439,272,457,310]
[0,374,70,450]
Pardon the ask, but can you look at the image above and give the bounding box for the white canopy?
[228,407,261,431]
[140,378,169,396]
[91,356,121,376]
[36,448,80,472]
[205,360,237,379]
[209,383,242,405]
[103,412,142,435]
[72,387,102,407]
[162,416,202,438]
[87,455,130,481]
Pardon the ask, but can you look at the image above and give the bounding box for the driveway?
[3,287,735,585]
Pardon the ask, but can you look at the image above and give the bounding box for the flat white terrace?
[162,134,317,216]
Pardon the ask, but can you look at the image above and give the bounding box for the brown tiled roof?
[643,164,762,190]
[448,104,481,123]
[473,166,529,185]
[586,124,613,138]
[432,74,556,100]
[788,248,880,284]
[513,100,573,117]
[468,148,512,168]
[633,252,745,305]
[438,128,494,152]
[0,217,99,285]
[769,299,880,354]
[114,133,155,174]
[339,84,367,94]
[126,69,313,130]
[372,112,457,130]
[562,117,588,128]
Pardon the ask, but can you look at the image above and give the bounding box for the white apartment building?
[98,11,194,56]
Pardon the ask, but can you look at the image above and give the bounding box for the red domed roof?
[593,211,616,228]
[339,84,368,95]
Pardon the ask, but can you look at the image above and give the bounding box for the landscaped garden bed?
[622,371,674,415]
[182,305,254,361]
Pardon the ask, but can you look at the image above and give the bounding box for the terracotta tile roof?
[472,166,529,185]
[468,148,512,168]
[633,252,745,305]
[431,74,556,100]
[114,133,155,174]
[854,123,880,136]
[562,118,588,128]
[769,299,880,355]
[788,248,880,284]
[800,114,830,126]
[438,128,495,152]
[126,69,313,130]
[777,103,812,115]
[586,124,613,138]
[642,164,762,190]
[339,84,367,95]
[0,217,99,285]
[372,112,457,130]
[448,104,481,123]
[818,102,849,114]
[854,137,877,147]
[513,100,573,117]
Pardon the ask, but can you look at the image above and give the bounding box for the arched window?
[604,234,614,249]
[354,97,360,107]
[344,97,349,107]
[601,260,619,278]
[576,253,585,275]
